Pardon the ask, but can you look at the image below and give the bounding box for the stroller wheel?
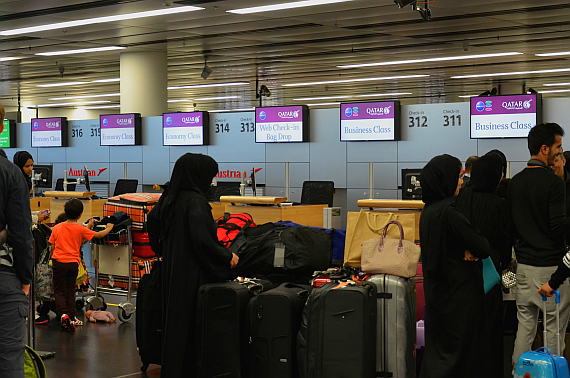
[75,299,85,311]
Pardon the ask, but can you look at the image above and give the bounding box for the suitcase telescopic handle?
[541,289,561,354]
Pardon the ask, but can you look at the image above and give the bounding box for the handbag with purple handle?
[361,220,421,278]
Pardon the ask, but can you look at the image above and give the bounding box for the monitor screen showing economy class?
[100,113,142,146]
[0,119,16,148]
[31,117,68,147]
[255,105,309,143]
[162,111,210,146]
[340,101,401,141]
[470,94,542,139]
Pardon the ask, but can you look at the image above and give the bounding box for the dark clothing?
[0,273,28,378]
[52,260,78,320]
[460,174,470,189]
[12,151,32,191]
[507,165,569,267]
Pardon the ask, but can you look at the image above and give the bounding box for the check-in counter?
[210,202,227,221]
[30,197,53,223]
[357,199,424,241]
[44,191,106,225]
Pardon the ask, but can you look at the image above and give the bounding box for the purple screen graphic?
[32,118,62,132]
[100,114,136,129]
[163,112,203,128]
[470,94,537,115]
[256,106,303,123]
[340,102,396,121]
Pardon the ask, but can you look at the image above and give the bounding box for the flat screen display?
[470,94,542,139]
[162,111,210,146]
[100,113,141,146]
[255,105,309,143]
[31,117,68,147]
[0,119,16,148]
[340,101,401,141]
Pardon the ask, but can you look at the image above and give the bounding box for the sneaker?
[71,318,83,326]
[61,314,74,331]
[35,315,49,325]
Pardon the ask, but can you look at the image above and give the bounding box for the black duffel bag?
[231,224,333,277]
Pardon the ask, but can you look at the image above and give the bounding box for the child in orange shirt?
[49,199,113,331]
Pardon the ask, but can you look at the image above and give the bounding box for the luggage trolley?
[87,225,136,323]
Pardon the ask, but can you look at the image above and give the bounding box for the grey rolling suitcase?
[366,274,416,378]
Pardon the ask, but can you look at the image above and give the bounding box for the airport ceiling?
[0,0,569,112]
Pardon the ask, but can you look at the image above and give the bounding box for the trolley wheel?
[85,294,106,311]
[141,363,149,372]
[75,299,85,311]
[117,302,135,323]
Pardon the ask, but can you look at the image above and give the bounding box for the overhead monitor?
[162,111,210,146]
[255,105,309,143]
[31,117,68,147]
[470,94,542,139]
[32,164,53,188]
[100,113,142,146]
[340,101,401,141]
[401,168,422,200]
[0,119,16,148]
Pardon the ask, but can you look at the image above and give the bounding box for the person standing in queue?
[419,154,491,378]
[147,153,238,378]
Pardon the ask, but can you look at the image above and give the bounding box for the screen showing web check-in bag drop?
[470,94,540,139]
[340,101,400,141]
[255,106,305,143]
[31,118,66,147]
[100,114,137,146]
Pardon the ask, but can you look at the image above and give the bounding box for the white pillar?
[120,51,167,116]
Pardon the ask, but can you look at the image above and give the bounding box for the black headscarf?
[13,150,33,190]
[487,149,507,176]
[421,154,462,205]
[469,153,503,193]
[153,153,218,237]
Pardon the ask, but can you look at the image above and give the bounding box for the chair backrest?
[55,178,76,192]
[209,181,241,201]
[113,179,138,197]
[300,181,334,207]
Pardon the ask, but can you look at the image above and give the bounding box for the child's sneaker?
[61,314,74,331]
[71,317,83,326]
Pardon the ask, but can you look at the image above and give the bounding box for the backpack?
[216,213,256,248]
[25,345,46,378]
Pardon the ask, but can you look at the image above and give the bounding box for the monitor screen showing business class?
[255,105,309,143]
[340,101,401,141]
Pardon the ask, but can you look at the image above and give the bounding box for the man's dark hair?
[64,198,83,220]
[528,123,565,156]
[465,156,479,173]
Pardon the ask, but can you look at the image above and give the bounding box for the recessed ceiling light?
[538,89,570,94]
[37,82,89,88]
[49,93,120,101]
[458,95,477,98]
[167,99,193,103]
[306,102,341,106]
[451,68,570,79]
[543,82,570,86]
[36,46,126,56]
[81,105,122,110]
[227,0,355,14]
[208,108,255,113]
[283,74,429,87]
[92,78,121,83]
[168,82,249,90]
[0,6,204,36]
[293,95,352,101]
[195,96,240,101]
[357,92,412,97]
[0,57,20,62]
[338,52,523,69]
[535,52,570,57]
[30,100,111,108]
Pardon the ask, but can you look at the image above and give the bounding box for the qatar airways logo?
[278,110,300,119]
[366,106,392,116]
[182,116,200,124]
[115,118,133,126]
[502,99,532,110]
[45,121,60,129]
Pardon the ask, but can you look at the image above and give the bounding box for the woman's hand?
[464,250,479,261]
[230,253,239,269]
[38,209,50,222]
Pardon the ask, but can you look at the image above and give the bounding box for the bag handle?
[366,212,399,233]
[378,220,404,254]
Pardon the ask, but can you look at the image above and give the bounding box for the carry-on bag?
[136,260,162,372]
[216,212,256,248]
[366,274,416,378]
[196,278,274,378]
[132,230,155,258]
[247,283,312,378]
[103,193,161,230]
[514,290,570,378]
[297,281,377,378]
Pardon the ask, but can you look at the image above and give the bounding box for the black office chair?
[208,181,241,201]
[300,181,334,207]
[113,179,138,196]
[55,178,76,191]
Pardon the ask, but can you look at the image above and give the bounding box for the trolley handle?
[541,289,561,355]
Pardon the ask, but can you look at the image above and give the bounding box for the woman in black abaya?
[419,154,491,378]
[148,153,238,378]
[456,152,512,378]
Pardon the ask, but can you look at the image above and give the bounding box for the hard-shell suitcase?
[247,283,312,378]
[297,281,377,378]
[136,261,162,372]
[104,193,161,230]
[366,274,416,378]
[196,279,273,378]
[514,290,570,378]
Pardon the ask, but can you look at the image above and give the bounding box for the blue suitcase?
[514,290,570,378]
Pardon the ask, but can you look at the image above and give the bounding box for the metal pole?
[369,162,374,200]
[123,162,128,179]
[285,162,290,201]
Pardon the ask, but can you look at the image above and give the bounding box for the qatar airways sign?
[162,112,209,146]
[340,101,400,141]
[255,105,308,143]
[100,113,140,146]
[470,94,541,139]
[31,117,67,147]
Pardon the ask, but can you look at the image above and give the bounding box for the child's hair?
[54,213,68,225]
[64,199,83,220]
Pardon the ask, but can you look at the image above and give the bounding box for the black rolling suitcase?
[297,281,377,378]
[196,279,273,378]
[135,261,162,372]
[247,283,312,378]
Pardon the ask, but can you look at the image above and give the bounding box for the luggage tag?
[274,243,285,268]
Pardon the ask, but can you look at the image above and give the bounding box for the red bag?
[133,231,155,258]
[216,213,255,248]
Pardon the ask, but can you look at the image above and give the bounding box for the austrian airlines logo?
[68,167,108,177]
[215,168,262,179]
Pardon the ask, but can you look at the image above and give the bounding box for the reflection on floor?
[33,293,161,378]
